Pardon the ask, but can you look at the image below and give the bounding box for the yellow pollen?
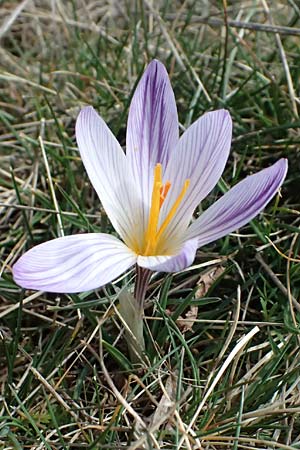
[143,164,190,256]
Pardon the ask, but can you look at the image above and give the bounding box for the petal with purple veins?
[160,109,232,242]
[126,60,179,230]
[185,159,288,247]
[13,233,137,293]
[76,106,142,248]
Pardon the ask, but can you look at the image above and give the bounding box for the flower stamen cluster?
[143,163,190,256]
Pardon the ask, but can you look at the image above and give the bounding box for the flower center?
[142,163,190,256]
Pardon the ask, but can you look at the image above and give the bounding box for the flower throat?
[142,163,190,256]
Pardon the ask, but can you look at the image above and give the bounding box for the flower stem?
[119,266,151,364]
[134,265,152,310]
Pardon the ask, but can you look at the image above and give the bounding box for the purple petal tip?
[144,59,168,77]
[271,158,288,185]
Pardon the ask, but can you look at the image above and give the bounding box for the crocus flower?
[13,60,287,293]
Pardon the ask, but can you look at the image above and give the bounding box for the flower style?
[13,60,288,293]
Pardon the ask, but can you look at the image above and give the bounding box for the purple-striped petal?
[159,110,232,242]
[13,234,137,293]
[76,107,142,248]
[126,60,179,227]
[137,239,198,272]
[185,159,288,247]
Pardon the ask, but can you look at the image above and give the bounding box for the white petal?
[160,110,232,240]
[13,233,137,293]
[76,106,142,247]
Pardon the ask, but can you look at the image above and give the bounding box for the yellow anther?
[143,164,190,256]
[144,164,162,255]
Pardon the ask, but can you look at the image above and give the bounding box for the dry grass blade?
[39,128,64,237]
[0,0,31,39]
[261,0,299,118]
[178,326,260,449]
[174,16,300,36]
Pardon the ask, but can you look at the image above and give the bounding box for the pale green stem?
[119,266,151,364]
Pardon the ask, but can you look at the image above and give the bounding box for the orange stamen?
[155,179,190,242]
[159,181,171,207]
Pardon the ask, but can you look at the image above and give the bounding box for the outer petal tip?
[76,105,97,128]
[79,105,94,114]
[267,157,288,187]
[278,157,288,176]
[208,108,232,129]
[145,59,167,74]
